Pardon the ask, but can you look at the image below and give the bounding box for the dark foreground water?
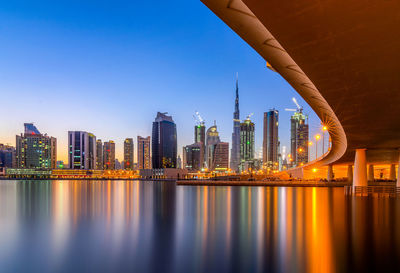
[0,180,400,273]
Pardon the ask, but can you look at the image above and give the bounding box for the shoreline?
[177,180,351,187]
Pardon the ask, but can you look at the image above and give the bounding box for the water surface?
[0,180,399,273]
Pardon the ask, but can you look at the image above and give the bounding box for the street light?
[315,134,321,159]
[322,125,328,154]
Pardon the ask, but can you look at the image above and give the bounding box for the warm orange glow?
[308,141,313,146]
[315,134,321,141]
[322,125,328,131]
[312,168,317,173]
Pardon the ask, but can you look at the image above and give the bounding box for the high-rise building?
[230,75,240,172]
[194,122,206,167]
[204,124,229,171]
[205,124,221,169]
[137,136,151,169]
[68,131,97,169]
[152,112,177,169]
[240,117,255,171]
[290,111,309,166]
[50,137,57,169]
[212,142,229,171]
[183,142,203,171]
[0,144,16,168]
[16,123,57,169]
[124,138,134,170]
[103,141,115,170]
[263,110,279,169]
[115,159,122,170]
[96,139,103,170]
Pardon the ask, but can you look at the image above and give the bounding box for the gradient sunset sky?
[0,0,323,163]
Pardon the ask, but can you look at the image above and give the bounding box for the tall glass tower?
[152,112,177,169]
[230,75,240,172]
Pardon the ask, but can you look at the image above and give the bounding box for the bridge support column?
[397,154,400,187]
[390,164,396,181]
[327,165,333,182]
[353,149,367,186]
[347,165,353,182]
[368,165,374,182]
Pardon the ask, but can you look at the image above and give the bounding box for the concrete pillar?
[347,165,353,182]
[353,149,367,186]
[397,154,400,187]
[390,164,396,181]
[327,165,333,182]
[368,164,374,182]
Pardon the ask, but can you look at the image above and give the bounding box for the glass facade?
[124,138,134,170]
[240,118,255,171]
[152,112,177,169]
[16,126,56,170]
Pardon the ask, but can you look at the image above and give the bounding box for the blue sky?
[0,0,322,162]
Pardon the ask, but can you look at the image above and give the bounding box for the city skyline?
[0,0,324,163]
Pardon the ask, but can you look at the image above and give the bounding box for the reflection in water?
[0,180,400,273]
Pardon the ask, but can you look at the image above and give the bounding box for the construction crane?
[246,113,254,120]
[285,97,303,112]
[193,111,205,126]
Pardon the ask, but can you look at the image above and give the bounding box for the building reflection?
[0,181,400,272]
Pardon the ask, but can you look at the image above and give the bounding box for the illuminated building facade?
[16,123,57,169]
[96,139,103,170]
[205,124,220,169]
[263,110,279,169]
[123,138,134,170]
[212,142,229,171]
[239,118,255,171]
[137,136,151,169]
[230,76,240,172]
[290,111,309,166]
[103,141,115,170]
[194,123,206,167]
[183,142,203,171]
[152,112,177,169]
[68,131,97,169]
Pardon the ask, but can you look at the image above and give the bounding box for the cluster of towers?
[67,133,151,171]
[183,76,310,174]
[2,78,310,174]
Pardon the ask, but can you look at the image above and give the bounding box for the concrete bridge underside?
[201,0,400,185]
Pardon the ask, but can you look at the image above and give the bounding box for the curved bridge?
[201,0,400,185]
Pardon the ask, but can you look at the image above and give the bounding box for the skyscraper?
[230,75,240,172]
[68,131,97,169]
[290,111,309,166]
[240,117,255,171]
[0,144,16,168]
[204,124,229,171]
[103,141,115,170]
[96,139,103,170]
[263,110,279,169]
[205,124,220,169]
[212,142,229,171]
[124,138,134,170]
[194,122,206,167]
[183,142,203,171]
[137,136,151,169]
[152,112,177,169]
[16,123,57,169]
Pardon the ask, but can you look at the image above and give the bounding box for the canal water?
[0,180,399,273]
